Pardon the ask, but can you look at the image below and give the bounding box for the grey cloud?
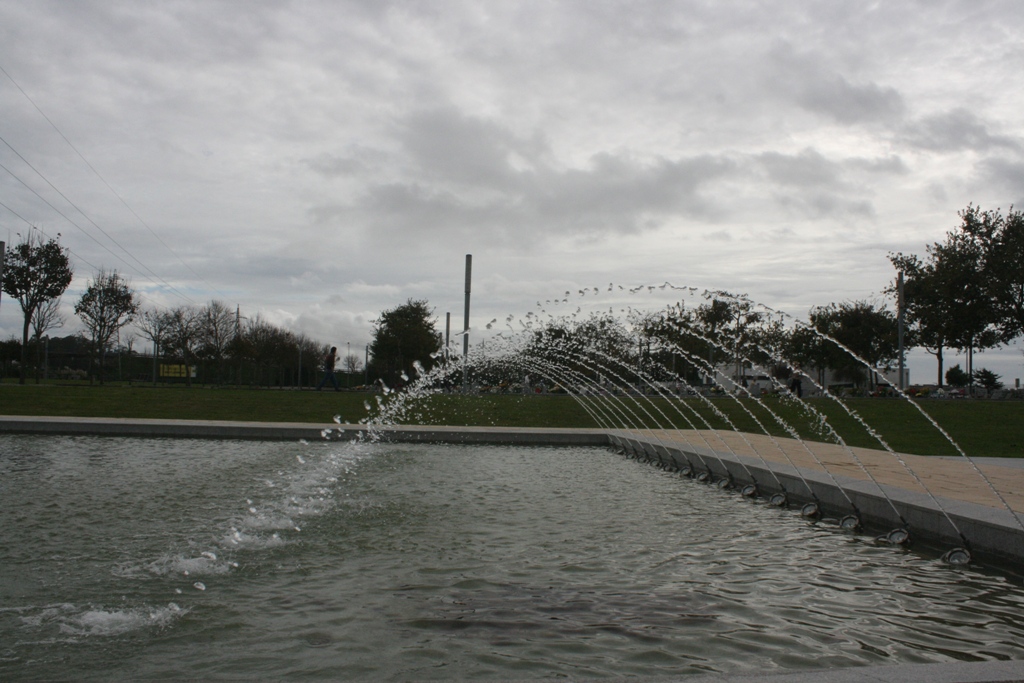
[904,108,1021,152]
[397,107,549,188]
[767,44,905,125]
[845,155,908,175]
[758,149,841,188]
[310,148,736,245]
[758,150,907,185]
[529,153,734,231]
[795,76,904,125]
[774,192,871,220]
[755,149,895,220]
[304,147,390,178]
[307,108,737,244]
[978,158,1024,204]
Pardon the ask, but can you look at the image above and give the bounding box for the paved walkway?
[639,429,1024,514]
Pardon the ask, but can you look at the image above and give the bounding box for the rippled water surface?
[2,435,1023,680]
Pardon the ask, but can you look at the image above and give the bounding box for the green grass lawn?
[2,382,1022,458]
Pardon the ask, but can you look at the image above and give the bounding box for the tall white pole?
[897,271,905,390]
[463,254,472,393]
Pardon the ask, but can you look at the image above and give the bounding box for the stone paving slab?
[637,429,1024,513]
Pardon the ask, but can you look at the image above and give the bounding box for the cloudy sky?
[1,0,1022,382]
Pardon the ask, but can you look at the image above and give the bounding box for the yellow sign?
[159,364,196,378]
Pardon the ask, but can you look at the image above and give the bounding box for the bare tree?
[163,305,203,387]
[30,297,65,383]
[198,300,236,383]
[136,308,173,384]
[120,331,137,384]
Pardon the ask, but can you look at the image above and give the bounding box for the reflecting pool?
[1,435,1022,680]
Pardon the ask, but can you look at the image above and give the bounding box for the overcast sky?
[1,0,1023,383]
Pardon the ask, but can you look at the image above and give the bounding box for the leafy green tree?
[974,368,1003,393]
[958,204,1024,341]
[1,232,73,384]
[809,301,899,389]
[890,209,1004,383]
[75,269,140,384]
[525,312,632,388]
[641,305,705,385]
[932,229,1001,377]
[888,251,954,385]
[784,324,832,387]
[945,364,971,388]
[368,299,441,386]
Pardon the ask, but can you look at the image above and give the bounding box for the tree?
[30,297,65,383]
[974,368,1003,394]
[891,205,1013,385]
[197,300,236,383]
[368,299,441,385]
[163,305,203,386]
[784,324,834,387]
[945,364,970,388]
[136,308,173,384]
[343,353,363,374]
[889,251,953,385]
[958,204,1024,341]
[75,269,140,384]
[809,301,899,389]
[1,232,73,384]
[930,230,1001,378]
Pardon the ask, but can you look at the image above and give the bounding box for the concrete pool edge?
[609,430,1024,566]
[0,415,610,445]
[671,659,1024,682]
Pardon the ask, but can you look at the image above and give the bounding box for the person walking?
[317,346,341,391]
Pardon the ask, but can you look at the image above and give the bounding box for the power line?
[0,202,182,316]
[0,134,190,292]
[0,158,199,306]
[0,62,231,301]
[1,192,102,275]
